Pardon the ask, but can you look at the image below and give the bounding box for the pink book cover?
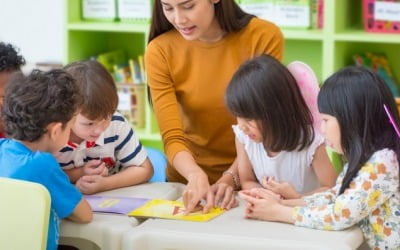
[317,0,324,29]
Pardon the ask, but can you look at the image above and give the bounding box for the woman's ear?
[46,122,63,141]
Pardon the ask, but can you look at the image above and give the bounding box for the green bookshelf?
[65,0,400,151]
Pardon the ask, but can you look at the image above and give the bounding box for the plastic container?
[363,0,400,33]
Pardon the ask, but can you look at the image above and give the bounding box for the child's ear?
[46,122,63,140]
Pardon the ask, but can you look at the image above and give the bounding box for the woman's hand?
[183,172,212,214]
[210,182,238,210]
[262,176,301,199]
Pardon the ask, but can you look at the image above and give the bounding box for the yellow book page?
[128,199,225,222]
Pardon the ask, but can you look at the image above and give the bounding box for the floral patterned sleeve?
[302,171,344,206]
[293,149,399,231]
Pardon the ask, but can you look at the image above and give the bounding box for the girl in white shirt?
[225,54,337,198]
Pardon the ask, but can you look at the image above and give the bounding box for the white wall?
[0,0,64,65]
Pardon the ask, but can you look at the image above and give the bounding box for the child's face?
[320,113,343,154]
[237,117,263,143]
[58,117,76,148]
[72,113,111,142]
[50,116,76,154]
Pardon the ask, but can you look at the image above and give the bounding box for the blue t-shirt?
[0,139,82,250]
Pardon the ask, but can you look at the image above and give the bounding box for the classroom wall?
[0,0,64,65]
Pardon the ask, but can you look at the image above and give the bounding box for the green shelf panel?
[334,30,400,44]
[66,31,146,63]
[135,129,161,141]
[284,40,323,82]
[67,22,149,33]
[334,0,363,33]
[66,0,81,23]
[282,29,324,41]
[141,138,164,152]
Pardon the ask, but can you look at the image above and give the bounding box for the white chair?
[0,177,51,250]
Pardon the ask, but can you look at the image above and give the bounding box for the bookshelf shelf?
[334,30,400,43]
[66,0,400,151]
[282,29,324,40]
[67,22,149,33]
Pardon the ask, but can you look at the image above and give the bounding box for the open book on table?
[128,199,225,222]
[85,196,225,222]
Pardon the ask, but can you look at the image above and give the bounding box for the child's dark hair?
[0,42,26,72]
[225,54,314,152]
[2,69,82,142]
[318,66,400,194]
[64,60,118,120]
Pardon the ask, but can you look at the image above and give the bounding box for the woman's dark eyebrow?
[161,0,193,7]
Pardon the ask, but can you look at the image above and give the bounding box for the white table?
[59,182,185,250]
[122,199,364,250]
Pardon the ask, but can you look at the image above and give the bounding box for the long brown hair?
[148,0,254,43]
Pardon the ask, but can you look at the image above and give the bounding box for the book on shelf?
[97,50,126,73]
[353,52,400,97]
[128,199,225,222]
[113,63,132,83]
[116,84,145,128]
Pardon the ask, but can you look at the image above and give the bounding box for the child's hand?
[83,160,108,177]
[262,176,301,199]
[238,188,281,221]
[240,188,281,201]
[76,175,105,194]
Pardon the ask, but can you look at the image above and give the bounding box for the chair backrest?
[146,147,167,182]
[287,61,321,133]
[0,177,51,250]
[287,61,343,173]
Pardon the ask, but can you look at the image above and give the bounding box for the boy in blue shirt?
[0,69,93,250]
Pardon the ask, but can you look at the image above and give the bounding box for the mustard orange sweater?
[145,18,284,184]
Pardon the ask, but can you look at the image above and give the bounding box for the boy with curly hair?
[0,42,26,138]
[0,69,93,250]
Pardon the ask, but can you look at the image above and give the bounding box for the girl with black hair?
[240,66,400,250]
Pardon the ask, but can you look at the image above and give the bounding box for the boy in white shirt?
[56,60,153,194]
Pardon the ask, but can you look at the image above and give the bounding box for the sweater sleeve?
[145,41,190,162]
[260,22,284,61]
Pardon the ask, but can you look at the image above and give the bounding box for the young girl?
[146,0,284,213]
[225,54,337,199]
[239,66,400,249]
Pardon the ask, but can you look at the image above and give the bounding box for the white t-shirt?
[233,125,324,194]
